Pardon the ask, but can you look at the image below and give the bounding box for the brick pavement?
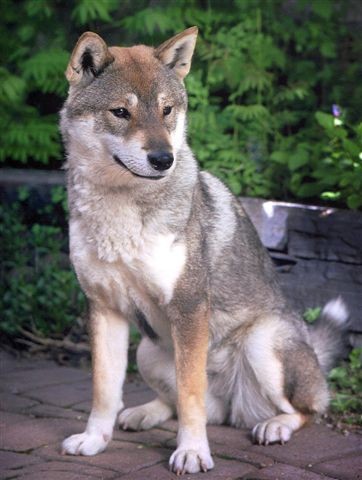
[1,350,361,480]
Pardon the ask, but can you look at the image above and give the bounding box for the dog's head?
[61,28,198,187]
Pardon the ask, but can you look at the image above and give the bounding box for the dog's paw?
[118,400,172,431]
[252,419,292,446]
[61,431,110,456]
[118,406,153,431]
[169,447,214,475]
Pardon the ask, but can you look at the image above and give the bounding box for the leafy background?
[1,0,361,423]
[1,0,362,208]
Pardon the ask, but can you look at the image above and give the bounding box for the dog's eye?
[110,108,131,120]
[163,106,173,116]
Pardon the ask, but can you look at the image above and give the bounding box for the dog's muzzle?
[113,155,164,180]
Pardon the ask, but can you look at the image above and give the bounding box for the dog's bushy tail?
[309,297,350,375]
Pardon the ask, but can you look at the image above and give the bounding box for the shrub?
[312,112,362,209]
[328,348,362,425]
[0,198,85,339]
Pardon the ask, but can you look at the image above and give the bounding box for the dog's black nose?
[147,152,174,171]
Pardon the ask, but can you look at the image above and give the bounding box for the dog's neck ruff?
[67,157,195,264]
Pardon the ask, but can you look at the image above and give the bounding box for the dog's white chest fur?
[124,231,186,305]
[70,209,186,311]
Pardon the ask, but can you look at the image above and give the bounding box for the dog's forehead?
[110,45,158,85]
[106,45,180,101]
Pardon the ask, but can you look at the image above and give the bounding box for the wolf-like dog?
[60,27,349,474]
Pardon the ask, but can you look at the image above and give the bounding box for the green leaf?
[347,194,362,209]
[25,0,53,18]
[227,104,270,122]
[0,68,26,103]
[312,0,332,19]
[297,183,323,198]
[228,176,242,195]
[270,151,288,164]
[303,307,321,324]
[289,148,309,171]
[17,186,31,202]
[321,41,336,58]
[22,48,69,95]
[315,111,334,130]
[343,139,360,158]
[321,191,341,201]
[71,0,118,24]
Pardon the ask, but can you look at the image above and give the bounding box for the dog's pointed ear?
[155,26,198,80]
[65,32,114,86]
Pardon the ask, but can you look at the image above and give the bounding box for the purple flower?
[332,104,341,117]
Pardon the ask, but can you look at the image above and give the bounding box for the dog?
[60,27,349,474]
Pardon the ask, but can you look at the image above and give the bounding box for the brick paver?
[312,453,362,480]
[1,350,361,479]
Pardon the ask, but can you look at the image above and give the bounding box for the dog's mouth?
[113,155,164,180]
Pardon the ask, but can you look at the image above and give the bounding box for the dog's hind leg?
[119,337,228,430]
[118,337,175,431]
[253,335,330,445]
[231,317,329,445]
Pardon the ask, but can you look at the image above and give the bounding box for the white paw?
[61,431,110,456]
[118,406,149,431]
[169,447,214,475]
[118,401,172,431]
[252,419,292,445]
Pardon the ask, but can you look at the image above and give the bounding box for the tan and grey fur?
[60,28,349,474]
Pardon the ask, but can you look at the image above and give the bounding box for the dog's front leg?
[169,302,214,474]
[62,305,129,456]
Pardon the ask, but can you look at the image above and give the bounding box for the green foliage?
[0,112,60,164]
[0,200,85,338]
[1,0,66,166]
[303,307,322,324]
[22,48,70,96]
[2,0,361,208]
[328,348,362,424]
[181,0,362,204]
[42,185,69,218]
[72,0,119,25]
[287,110,362,207]
[313,114,362,209]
